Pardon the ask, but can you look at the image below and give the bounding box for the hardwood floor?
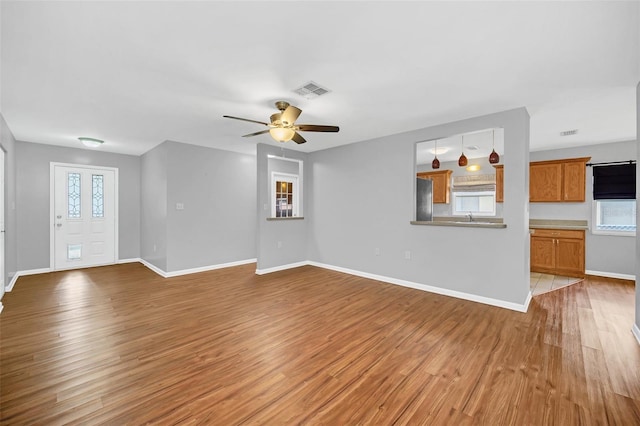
[1,263,639,424]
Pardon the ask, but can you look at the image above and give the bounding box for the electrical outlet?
[405,250,411,260]
[176,203,184,210]
[153,244,157,252]
[277,241,283,249]
[375,248,381,256]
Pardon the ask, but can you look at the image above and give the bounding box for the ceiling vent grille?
[293,81,330,99]
[560,129,578,136]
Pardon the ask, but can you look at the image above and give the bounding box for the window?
[592,163,636,236]
[92,174,104,218]
[451,174,496,217]
[452,191,496,216]
[67,172,81,218]
[593,200,636,235]
[271,173,299,218]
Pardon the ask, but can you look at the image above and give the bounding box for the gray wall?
[0,114,17,295]
[307,108,531,306]
[15,141,141,270]
[140,140,256,273]
[256,143,309,271]
[140,142,168,271]
[164,141,256,272]
[529,140,637,276]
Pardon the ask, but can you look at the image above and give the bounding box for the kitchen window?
[591,163,636,236]
[593,200,636,236]
[451,174,497,217]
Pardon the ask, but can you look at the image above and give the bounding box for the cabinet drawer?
[530,228,584,239]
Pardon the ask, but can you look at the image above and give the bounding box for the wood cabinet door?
[530,163,563,202]
[562,161,586,201]
[495,165,504,203]
[555,238,585,277]
[416,170,451,204]
[530,236,555,272]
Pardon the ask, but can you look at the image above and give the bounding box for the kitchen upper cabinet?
[530,228,585,277]
[529,157,590,202]
[498,157,590,203]
[417,170,452,204]
[494,165,504,203]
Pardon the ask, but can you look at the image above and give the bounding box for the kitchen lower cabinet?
[530,228,585,278]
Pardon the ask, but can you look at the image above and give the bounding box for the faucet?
[467,212,474,222]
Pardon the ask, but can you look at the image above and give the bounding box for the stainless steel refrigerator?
[416,177,433,221]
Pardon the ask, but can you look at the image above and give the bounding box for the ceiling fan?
[223,101,339,144]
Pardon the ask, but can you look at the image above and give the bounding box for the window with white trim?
[592,163,636,236]
[271,173,299,218]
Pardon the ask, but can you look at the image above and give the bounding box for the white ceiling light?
[269,127,295,142]
[428,147,450,155]
[78,137,104,148]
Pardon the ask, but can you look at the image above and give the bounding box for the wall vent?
[560,129,578,136]
[293,81,331,99]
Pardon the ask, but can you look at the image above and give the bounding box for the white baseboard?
[140,258,257,278]
[632,324,640,346]
[6,268,51,292]
[117,258,142,264]
[255,261,308,275]
[586,270,636,281]
[255,260,530,313]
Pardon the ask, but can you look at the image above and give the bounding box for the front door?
[51,164,117,270]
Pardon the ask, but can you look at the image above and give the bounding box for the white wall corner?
[0,302,3,314]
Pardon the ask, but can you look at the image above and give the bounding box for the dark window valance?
[593,163,636,200]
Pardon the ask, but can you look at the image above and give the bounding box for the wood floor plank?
[1,263,639,424]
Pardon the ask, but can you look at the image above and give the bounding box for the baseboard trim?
[117,258,142,264]
[255,261,308,275]
[253,260,529,312]
[140,258,257,278]
[632,324,640,346]
[6,268,52,292]
[308,261,531,313]
[586,270,636,281]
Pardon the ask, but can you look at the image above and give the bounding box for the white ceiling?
[1,1,638,157]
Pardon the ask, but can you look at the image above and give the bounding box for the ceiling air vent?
[560,129,578,136]
[293,81,331,99]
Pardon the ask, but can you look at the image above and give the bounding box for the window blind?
[592,163,635,200]
[452,174,496,193]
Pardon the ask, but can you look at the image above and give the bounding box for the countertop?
[410,217,588,230]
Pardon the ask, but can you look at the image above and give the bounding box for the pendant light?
[489,129,500,164]
[431,140,440,169]
[458,135,468,167]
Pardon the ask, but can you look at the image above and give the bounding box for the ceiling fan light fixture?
[269,127,295,143]
[78,137,104,148]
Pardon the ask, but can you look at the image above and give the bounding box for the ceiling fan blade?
[281,105,302,126]
[223,115,269,126]
[242,129,270,137]
[292,132,306,144]
[297,124,340,132]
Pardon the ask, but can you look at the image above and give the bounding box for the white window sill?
[266,217,304,221]
[591,229,636,237]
